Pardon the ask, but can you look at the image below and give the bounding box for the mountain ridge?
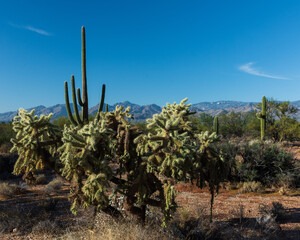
[1,100,300,122]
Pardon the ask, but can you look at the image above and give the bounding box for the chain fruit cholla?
[11,98,228,225]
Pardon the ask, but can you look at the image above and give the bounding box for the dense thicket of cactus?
[213,116,219,135]
[65,26,106,126]
[257,96,266,140]
[11,99,228,225]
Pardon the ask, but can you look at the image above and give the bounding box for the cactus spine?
[257,96,266,140]
[65,26,106,126]
[213,116,219,135]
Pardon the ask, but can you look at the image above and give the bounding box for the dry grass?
[60,213,176,240]
[0,182,26,197]
[35,174,48,185]
[44,178,62,194]
[239,181,264,193]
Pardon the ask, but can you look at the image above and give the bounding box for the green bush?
[0,122,14,152]
[216,141,299,187]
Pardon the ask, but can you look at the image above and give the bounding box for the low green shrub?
[216,141,299,187]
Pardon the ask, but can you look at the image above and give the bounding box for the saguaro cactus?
[213,116,219,135]
[65,26,106,126]
[257,96,266,140]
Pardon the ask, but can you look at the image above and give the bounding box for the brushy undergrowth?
[217,141,300,188]
[0,182,26,197]
[44,178,62,194]
[35,173,48,185]
[239,181,264,193]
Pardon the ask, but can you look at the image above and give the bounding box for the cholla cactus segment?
[162,182,177,227]
[196,131,219,153]
[82,173,110,210]
[10,109,61,180]
[58,117,115,212]
[136,99,195,180]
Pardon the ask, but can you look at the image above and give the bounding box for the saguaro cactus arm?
[98,84,106,113]
[96,84,106,120]
[71,76,83,126]
[64,81,77,126]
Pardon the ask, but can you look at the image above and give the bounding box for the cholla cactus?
[135,98,194,179]
[10,109,61,183]
[135,98,227,223]
[58,117,115,213]
[194,131,228,221]
[10,99,228,225]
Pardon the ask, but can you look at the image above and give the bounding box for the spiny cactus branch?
[71,76,83,126]
[96,84,106,121]
[64,81,77,126]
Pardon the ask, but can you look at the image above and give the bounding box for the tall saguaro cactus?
[213,116,219,135]
[257,96,266,140]
[65,26,106,126]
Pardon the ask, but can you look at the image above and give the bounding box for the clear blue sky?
[1,0,300,112]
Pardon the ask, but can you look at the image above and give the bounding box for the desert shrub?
[0,154,17,180]
[37,198,58,212]
[31,220,59,236]
[258,202,288,223]
[52,116,71,129]
[62,215,176,240]
[189,113,214,133]
[0,182,26,197]
[216,141,299,186]
[35,174,48,185]
[218,112,257,137]
[238,181,264,193]
[45,179,62,194]
[0,142,12,154]
[0,122,14,150]
[214,142,238,182]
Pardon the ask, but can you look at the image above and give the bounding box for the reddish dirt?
[0,180,298,239]
[175,182,300,240]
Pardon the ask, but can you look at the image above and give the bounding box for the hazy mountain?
[1,100,300,122]
[191,101,258,117]
[89,101,162,121]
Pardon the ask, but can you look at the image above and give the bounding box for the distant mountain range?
[2,100,300,122]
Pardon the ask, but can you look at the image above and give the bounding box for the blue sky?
[1,0,300,112]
